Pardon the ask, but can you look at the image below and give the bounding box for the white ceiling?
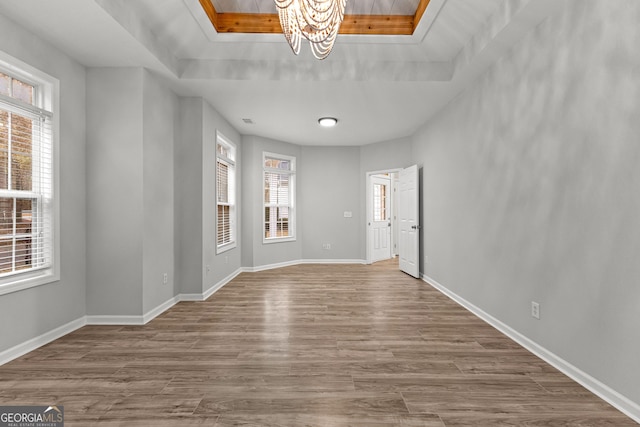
[0,0,561,146]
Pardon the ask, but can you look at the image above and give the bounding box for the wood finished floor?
[1,260,636,426]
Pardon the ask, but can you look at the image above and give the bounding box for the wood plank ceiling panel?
[202,0,430,36]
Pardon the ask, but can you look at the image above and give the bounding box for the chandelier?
[274,0,347,60]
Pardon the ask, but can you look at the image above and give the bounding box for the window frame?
[0,50,59,296]
[215,131,236,254]
[263,151,296,244]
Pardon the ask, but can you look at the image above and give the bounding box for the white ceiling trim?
[412,0,447,42]
[0,0,562,146]
[95,0,180,76]
[183,0,443,46]
[179,58,453,81]
[91,0,560,86]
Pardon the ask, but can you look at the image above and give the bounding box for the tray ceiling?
[201,0,429,35]
[0,0,563,146]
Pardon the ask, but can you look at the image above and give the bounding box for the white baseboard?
[143,296,179,323]
[0,317,86,365]
[0,272,236,365]
[86,297,181,326]
[86,270,244,325]
[177,293,205,301]
[1,260,371,367]
[203,268,242,300]
[85,315,145,325]
[422,274,640,424]
[301,259,367,265]
[178,268,243,302]
[243,259,301,273]
[244,258,366,273]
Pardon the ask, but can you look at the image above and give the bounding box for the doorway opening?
[366,169,400,265]
[366,166,421,278]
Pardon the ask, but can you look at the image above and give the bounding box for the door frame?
[365,168,402,265]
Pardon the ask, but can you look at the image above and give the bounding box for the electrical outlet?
[424,256,428,265]
[322,243,331,250]
[163,273,168,285]
[531,301,540,319]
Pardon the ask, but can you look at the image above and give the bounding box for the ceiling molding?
[179,58,453,82]
[94,0,180,75]
[198,0,430,36]
[413,0,431,32]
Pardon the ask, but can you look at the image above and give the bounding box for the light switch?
[344,211,352,218]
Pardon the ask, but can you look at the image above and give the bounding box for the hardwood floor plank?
[213,413,445,427]
[439,414,638,427]
[194,392,409,416]
[402,390,617,415]
[0,259,635,425]
[353,373,545,394]
[86,417,220,427]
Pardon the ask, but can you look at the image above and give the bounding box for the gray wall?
[360,137,413,174]
[142,70,178,312]
[0,13,87,352]
[175,98,243,295]
[4,1,638,411]
[238,138,413,265]
[300,146,361,260]
[242,135,302,267]
[412,0,640,404]
[87,68,178,316]
[203,102,242,288]
[175,98,204,295]
[87,67,144,316]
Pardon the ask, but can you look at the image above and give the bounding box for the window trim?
[0,50,59,296]
[262,151,296,244]
[215,131,236,254]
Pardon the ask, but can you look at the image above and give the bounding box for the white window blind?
[263,152,295,241]
[216,132,236,252]
[0,71,53,280]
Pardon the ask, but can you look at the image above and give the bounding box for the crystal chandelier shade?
[274,0,347,60]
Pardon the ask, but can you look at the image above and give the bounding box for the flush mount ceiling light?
[318,117,338,127]
[274,0,347,60]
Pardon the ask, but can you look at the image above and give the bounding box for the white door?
[399,165,419,277]
[371,175,391,262]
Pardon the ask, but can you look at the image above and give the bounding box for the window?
[216,132,236,253]
[263,152,295,242]
[373,183,387,221]
[0,52,58,295]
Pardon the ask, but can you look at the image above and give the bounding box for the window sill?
[263,236,297,245]
[0,268,59,296]
[216,241,237,254]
